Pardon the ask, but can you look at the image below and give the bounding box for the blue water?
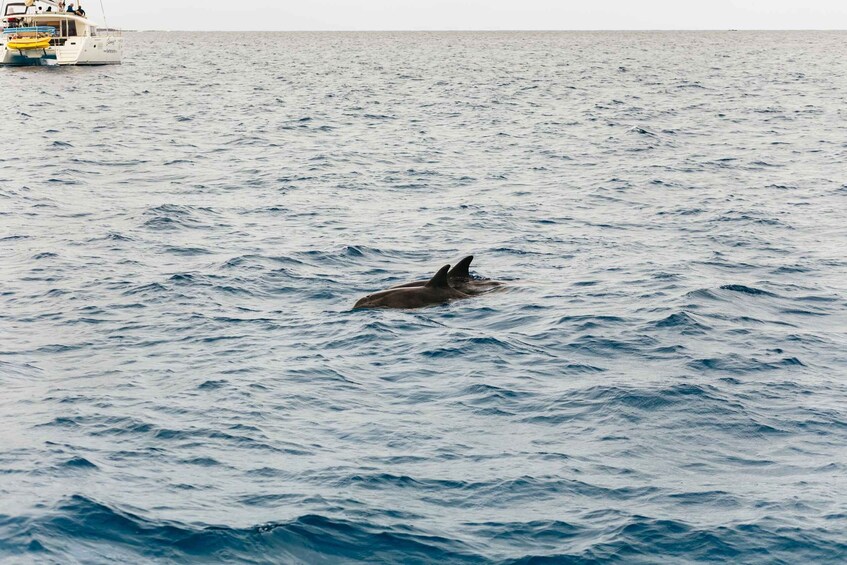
[2,31,847,563]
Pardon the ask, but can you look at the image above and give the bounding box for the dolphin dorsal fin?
[448,256,473,281]
[425,265,452,288]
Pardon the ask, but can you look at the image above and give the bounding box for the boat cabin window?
[34,19,77,37]
[52,19,78,37]
[4,3,27,16]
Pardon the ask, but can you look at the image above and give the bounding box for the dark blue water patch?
[460,383,536,404]
[90,232,134,242]
[197,379,228,391]
[0,361,42,379]
[656,206,703,216]
[750,160,782,168]
[0,495,483,564]
[42,288,71,298]
[719,285,777,297]
[567,335,658,357]
[555,315,628,329]
[629,126,657,137]
[46,177,81,185]
[532,522,726,564]
[772,265,812,274]
[240,205,290,216]
[122,282,168,297]
[60,457,99,471]
[169,273,200,283]
[652,311,711,333]
[339,474,658,509]
[521,382,764,429]
[223,254,301,270]
[688,354,805,374]
[63,316,111,326]
[180,457,224,467]
[143,216,191,231]
[164,246,213,256]
[32,252,58,260]
[780,308,828,317]
[142,204,220,231]
[422,336,526,359]
[36,417,81,429]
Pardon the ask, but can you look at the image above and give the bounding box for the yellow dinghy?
[4,26,56,51]
[7,36,52,50]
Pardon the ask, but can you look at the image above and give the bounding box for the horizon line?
[120,28,847,32]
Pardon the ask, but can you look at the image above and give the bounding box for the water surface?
[1,31,847,563]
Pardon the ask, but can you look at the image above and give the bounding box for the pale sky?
[94,0,847,31]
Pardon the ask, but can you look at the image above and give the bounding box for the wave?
[719,284,777,297]
[9,495,841,564]
[0,496,481,564]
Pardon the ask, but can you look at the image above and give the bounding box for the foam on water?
[1,31,847,563]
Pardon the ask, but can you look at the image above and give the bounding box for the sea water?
[1,31,846,563]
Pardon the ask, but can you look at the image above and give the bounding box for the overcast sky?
[95,1,847,31]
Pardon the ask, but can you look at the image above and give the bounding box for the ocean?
[1,31,846,563]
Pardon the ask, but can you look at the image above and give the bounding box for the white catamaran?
[1,0,121,66]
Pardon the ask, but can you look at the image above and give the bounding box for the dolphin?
[354,265,471,309]
[391,255,504,295]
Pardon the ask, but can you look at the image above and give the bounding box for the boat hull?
[0,35,122,66]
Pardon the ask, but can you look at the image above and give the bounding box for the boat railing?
[3,25,56,35]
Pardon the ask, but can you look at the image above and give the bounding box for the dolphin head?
[353,293,378,309]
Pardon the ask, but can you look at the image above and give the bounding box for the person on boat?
[67,3,74,12]
[76,5,86,16]
[58,0,66,10]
